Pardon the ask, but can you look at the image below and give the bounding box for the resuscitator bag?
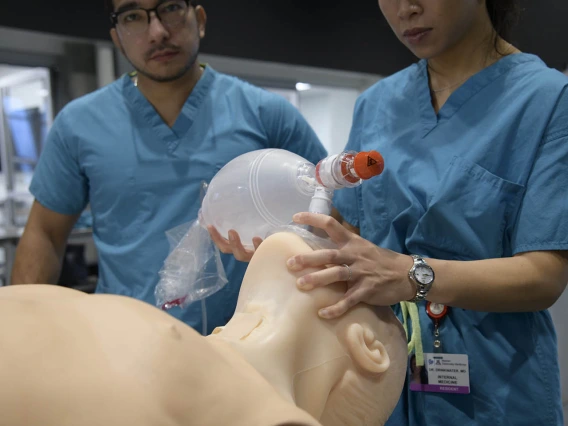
[155,149,320,310]
[199,149,318,248]
[154,148,384,310]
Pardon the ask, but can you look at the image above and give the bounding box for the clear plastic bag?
[164,221,193,251]
[154,218,228,310]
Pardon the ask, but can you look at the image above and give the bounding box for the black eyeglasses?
[110,0,194,35]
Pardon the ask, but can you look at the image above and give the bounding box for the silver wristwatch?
[408,255,435,303]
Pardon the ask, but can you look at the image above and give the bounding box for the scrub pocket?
[413,156,525,260]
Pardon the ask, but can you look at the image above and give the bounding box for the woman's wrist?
[423,258,453,305]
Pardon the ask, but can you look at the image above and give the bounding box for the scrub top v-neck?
[123,66,215,152]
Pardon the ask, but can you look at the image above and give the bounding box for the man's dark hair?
[486,0,521,46]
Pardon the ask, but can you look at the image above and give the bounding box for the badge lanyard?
[426,302,449,353]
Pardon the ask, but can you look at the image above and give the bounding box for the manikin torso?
[0,285,321,426]
[0,232,407,426]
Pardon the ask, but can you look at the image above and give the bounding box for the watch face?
[415,265,434,285]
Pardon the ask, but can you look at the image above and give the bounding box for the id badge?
[409,303,470,394]
[409,353,470,394]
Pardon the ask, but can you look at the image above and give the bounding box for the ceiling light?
[295,82,312,92]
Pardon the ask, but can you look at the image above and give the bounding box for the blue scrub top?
[30,65,327,334]
[334,53,568,425]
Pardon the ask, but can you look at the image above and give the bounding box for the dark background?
[0,0,566,76]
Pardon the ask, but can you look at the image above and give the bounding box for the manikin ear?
[345,323,390,375]
[195,6,207,39]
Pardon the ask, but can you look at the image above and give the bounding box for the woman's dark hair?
[486,0,521,44]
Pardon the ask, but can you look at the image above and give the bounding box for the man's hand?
[207,226,263,262]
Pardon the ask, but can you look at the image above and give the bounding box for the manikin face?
[378,0,487,59]
[110,0,206,82]
[211,233,349,410]
[209,232,408,425]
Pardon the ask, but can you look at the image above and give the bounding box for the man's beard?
[129,45,200,83]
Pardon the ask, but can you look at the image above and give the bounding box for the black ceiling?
[1,0,566,75]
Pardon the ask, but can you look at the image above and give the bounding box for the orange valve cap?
[353,151,384,180]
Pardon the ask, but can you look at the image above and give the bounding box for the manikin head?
[207,231,408,426]
[107,0,206,82]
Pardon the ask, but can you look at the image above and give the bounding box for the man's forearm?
[11,232,65,285]
[425,251,568,312]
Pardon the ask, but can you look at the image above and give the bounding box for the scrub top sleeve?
[258,90,328,165]
[332,187,360,229]
[511,86,568,254]
[331,97,366,229]
[29,114,89,216]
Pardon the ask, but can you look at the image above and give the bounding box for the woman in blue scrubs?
[280,0,568,425]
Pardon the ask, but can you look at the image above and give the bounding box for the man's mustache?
[146,45,180,59]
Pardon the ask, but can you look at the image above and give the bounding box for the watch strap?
[407,255,434,303]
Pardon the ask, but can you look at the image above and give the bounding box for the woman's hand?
[207,226,263,262]
[287,212,416,319]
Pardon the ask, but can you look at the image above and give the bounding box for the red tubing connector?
[161,296,187,311]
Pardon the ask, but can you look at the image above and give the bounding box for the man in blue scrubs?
[10,0,327,334]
